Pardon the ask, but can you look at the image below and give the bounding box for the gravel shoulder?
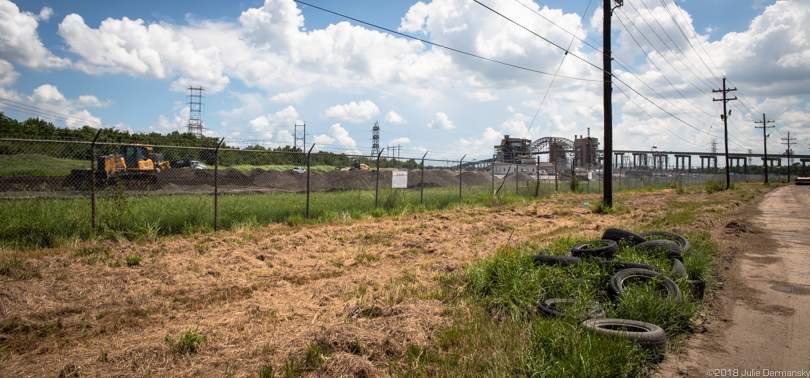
[657,185,810,376]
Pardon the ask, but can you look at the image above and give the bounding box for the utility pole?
[713,77,737,189]
[602,0,623,207]
[782,131,796,182]
[755,114,775,184]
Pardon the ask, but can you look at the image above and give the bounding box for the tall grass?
[398,225,719,376]
[0,186,525,249]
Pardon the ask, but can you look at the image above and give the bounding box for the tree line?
[0,113,423,170]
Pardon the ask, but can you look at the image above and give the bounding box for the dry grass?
[0,185,767,377]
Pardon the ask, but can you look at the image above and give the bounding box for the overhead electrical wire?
[657,0,723,85]
[627,0,717,91]
[292,0,599,82]
[523,0,595,140]
[472,0,715,138]
[612,14,715,122]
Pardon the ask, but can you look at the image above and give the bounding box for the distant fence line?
[0,137,778,235]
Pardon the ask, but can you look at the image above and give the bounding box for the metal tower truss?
[187,87,204,137]
[371,121,380,156]
[530,137,573,162]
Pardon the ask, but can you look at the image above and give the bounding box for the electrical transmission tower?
[371,121,380,156]
[294,122,306,152]
[187,87,205,137]
[755,114,775,184]
[782,131,796,182]
[713,78,737,189]
[710,139,717,154]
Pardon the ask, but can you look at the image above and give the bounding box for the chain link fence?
[0,134,780,249]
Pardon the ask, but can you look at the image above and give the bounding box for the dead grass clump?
[281,269,344,285]
[172,285,253,310]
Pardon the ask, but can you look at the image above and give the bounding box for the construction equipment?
[66,145,161,189]
[796,168,810,185]
[336,160,370,171]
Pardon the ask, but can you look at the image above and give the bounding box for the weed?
[569,176,581,193]
[0,257,25,275]
[703,180,726,193]
[174,327,206,353]
[125,255,142,266]
[258,365,273,378]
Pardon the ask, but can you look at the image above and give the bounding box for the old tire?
[580,318,667,356]
[639,231,691,254]
[538,298,606,320]
[635,240,683,261]
[670,259,688,279]
[599,260,660,273]
[609,268,682,301]
[571,240,619,259]
[601,228,647,246]
[533,254,580,267]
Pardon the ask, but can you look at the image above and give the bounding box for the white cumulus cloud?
[0,0,69,69]
[324,100,380,123]
[58,14,230,92]
[427,112,455,129]
[384,111,406,124]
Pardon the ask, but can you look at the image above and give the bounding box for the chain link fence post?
[375,149,384,208]
[306,144,315,219]
[459,154,465,200]
[214,138,224,232]
[535,156,540,197]
[90,129,103,233]
[420,151,428,205]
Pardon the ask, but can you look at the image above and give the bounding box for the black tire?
[571,240,619,259]
[687,279,706,300]
[601,228,647,246]
[639,231,692,254]
[538,298,577,318]
[670,259,688,279]
[599,260,660,273]
[608,268,682,301]
[538,298,606,320]
[533,254,580,267]
[580,318,667,355]
[635,240,683,261]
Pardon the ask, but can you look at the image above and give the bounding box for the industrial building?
[573,134,599,169]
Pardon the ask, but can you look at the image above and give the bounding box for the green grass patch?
[399,229,716,376]
[0,154,89,177]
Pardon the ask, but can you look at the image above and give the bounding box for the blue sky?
[1,0,808,162]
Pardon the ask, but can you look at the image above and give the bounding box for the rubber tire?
[533,254,580,267]
[608,268,682,301]
[538,298,606,320]
[639,231,691,254]
[670,259,688,279]
[599,260,660,273]
[580,318,667,356]
[635,240,684,261]
[538,298,577,318]
[571,240,619,259]
[601,228,647,246]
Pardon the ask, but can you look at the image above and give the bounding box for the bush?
[175,328,206,353]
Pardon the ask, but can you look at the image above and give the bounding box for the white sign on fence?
[392,171,408,188]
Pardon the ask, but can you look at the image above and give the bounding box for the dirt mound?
[460,171,491,186]
[220,168,246,180]
[246,168,266,179]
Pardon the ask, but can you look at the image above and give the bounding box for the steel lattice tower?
[294,122,306,152]
[187,87,205,137]
[371,121,380,155]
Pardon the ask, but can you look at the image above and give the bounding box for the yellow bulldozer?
[66,145,162,189]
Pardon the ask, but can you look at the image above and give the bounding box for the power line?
[293,0,600,82]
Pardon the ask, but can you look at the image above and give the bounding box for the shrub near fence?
[0,136,769,249]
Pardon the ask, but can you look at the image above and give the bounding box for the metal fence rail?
[0,136,778,239]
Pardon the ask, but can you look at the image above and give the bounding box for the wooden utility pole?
[602,0,623,206]
[713,78,737,189]
[755,114,775,184]
[782,132,796,182]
